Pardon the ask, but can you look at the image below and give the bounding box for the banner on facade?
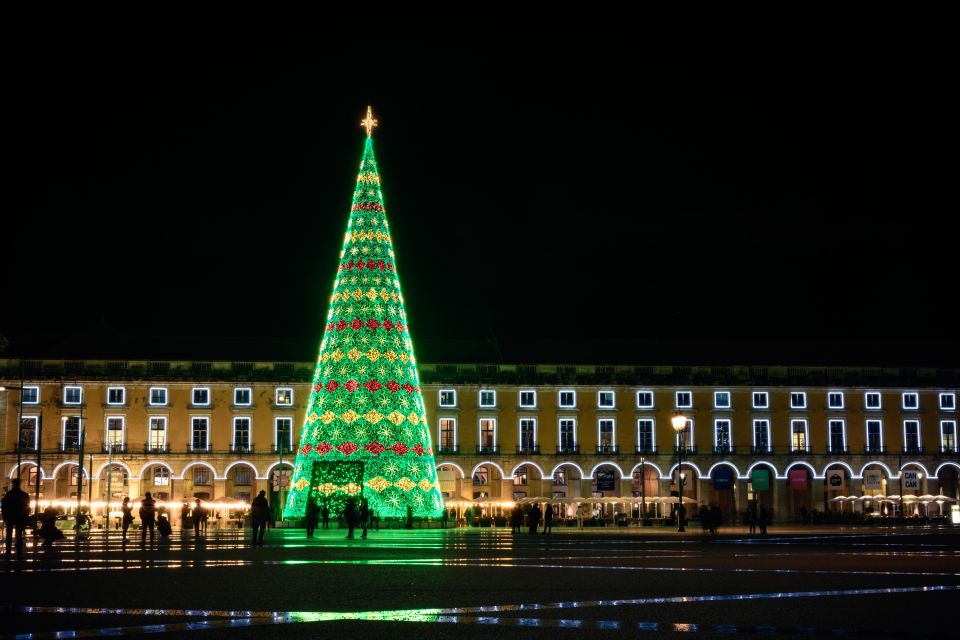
[595,468,616,492]
[272,469,291,492]
[750,469,769,491]
[827,469,845,489]
[863,470,883,491]
[788,468,809,490]
[902,470,920,491]
[712,467,734,490]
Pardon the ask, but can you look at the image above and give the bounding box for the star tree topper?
[361,105,378,138]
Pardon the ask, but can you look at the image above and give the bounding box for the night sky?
[3,13,956,366]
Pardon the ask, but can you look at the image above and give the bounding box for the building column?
[128,478,141,501]
[214,478,226,500]
[619,477,632,498]
[579,478,593,500]
[540,479,553,499]
[735,479,749,524]
[774,477,791,522]
[499,478,513,500]
[812,478,826,513]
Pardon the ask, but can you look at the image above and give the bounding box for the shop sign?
[750,469,769,491]
[902,470,920,491]
[863,470,883,491]
[713,467,734,491]
[827,469,845,489]
[788,468,809,490]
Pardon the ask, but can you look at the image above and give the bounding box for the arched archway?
[822,461,852,514]
[51,461,89,500]
[224,461,258,502]
[783,462,814,521]
[510,462,545,500]
[140,462,175,501]
[179,462,218,500]
[707,462,740,524]
[746,461,777,521]
[550,462,586,515]
[470,461,505,499]
[436,462,466,499]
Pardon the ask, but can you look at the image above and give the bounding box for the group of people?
[510,503,555,534]
[699,504,723,535]
[747,502,770,535]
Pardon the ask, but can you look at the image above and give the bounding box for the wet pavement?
[2,525,959,639]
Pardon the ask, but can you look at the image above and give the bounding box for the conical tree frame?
[283,131,444,520]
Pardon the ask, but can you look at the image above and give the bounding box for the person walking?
[344,499,357,539]
[139,492,157,546]
[543,503,554,534]
[758,505,769,535]
[180,503,190,532]
[320,502,330,530]
[577,503,586,530]
[747,501,758,535]
[250,490,270,546]
[511,505,523,534]
[528,503,541,534]
[359,499,369,539]
[120,497,134,542]
[305,499,319,538]
[191,499,205,536]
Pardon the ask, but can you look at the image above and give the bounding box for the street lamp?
[671,413,688,533]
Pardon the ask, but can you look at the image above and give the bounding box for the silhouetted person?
[799,504,808,524]
[321,502,330,530]
[251,490,270,546]
[360,499,370,539]
[344,499,358,539]
[758,506,769,535]
[139,493,157,546]
[157,513,172,539]
[528,503,542,534]
[747,501,758,535]
[511,505,523,534]
[39,504,64,549]
[180,503,190,531]
[192,499,205,536]
[544,504,554,534]
[305,499,319,538]
[441,506,449,529]
[121,497,134,541]
[405,505,413,529]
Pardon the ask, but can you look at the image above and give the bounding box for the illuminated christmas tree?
[284,107,444,520]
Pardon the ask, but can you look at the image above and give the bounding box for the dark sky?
[3,12,957,366]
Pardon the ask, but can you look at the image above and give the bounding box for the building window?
[637,419,655,452]
[149,417,167,451]
[903,420,921,452]
[233,418,251,452]
[275,417,293,451]
[438,389,456,407]
[827,391,844,409]
[790,392,807,409]
[553,469,567,486]
[234,467,252,486]
[106,387,125,405]
[64,386,83,405]
[519,390,536,409]
[866,420,883,453]
[714,391,731,409]
[753,420,770,453]
[106,417,124,448]
[234,388,252,406]
[439,418,456,451]
[675,418,694,450]
[191,417,209,451]
[19,416,39,450]
[22,386,40,404]
[479,419,496,451]
[192,387,210,406]
[752,392,769,409]
[598,419,615,453]
[193,468,211,486]
[513,467,528,486]
[597,390,615,409]
[714,419,732,452]
[149,387,168,406]
[828,419,846,453]
[636,390,654,409]
[559,418,576,452]
[558,389,576,409]
[275,388,294,406]
[791,419,808,452]
[941,421,957,453]
[865,392,882,410]
[473,466,488,486]
[62,417,81,450]
[519,418,537,451]
[675,391,692,409]
[940,393,956,411]
[153,466,170,486]
[478,390,496,408]
[902,392,919,410]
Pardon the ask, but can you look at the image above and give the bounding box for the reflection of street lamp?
[672,413,688,532]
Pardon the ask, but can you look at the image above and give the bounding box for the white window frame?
[106,386,126,406]
[827,391,845,409]
[438,388,457,408]
[233,417,252,450]
[636,390,655,409]
[63,385,83,405]
[674,418,694,448]
[558,418,577,450]
[22,385,40,405]
[828,419,847,452]
[61,416,82,449]
[902,392,919,411]
[153,466,170,487]
[192,387,211,406]
[791,419,809,452]
[191,416,210,452]
[866,419,884,452]
[598,418,616,450]
[752,419,771,452]
[20,415,39,449]
[903,419,921,450]
[675,390,693,409]
[274,416,293,450]
[234,387,252,407]
[438,417,457,450]
[636,418,655,451]
[148,416,168,449]
[149,387,168,406]
[597,390,616,409]
[940,420,957,453]
[518,389,537,409]
[790,391,807,410]
[939,392,956,411]
[714,391,731,409]
[519,418,537,449]
[752,391,769,409]
[714,418,733,450]
[864,391,882,410]
[105,416,125,448]
[479,418,497,450]
[275,387,294,407]
[478,389,497,408]
[558,389,577,409]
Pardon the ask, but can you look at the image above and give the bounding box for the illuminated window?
[275,417,293,451]
[234,467,252,486]
[192,387,210,406]
[439,418,456,451]
[714,419,732,451]
[473,466,488,485]
[866,420,883,452]
[19,417,38,450]
[753,419,770,452]
[193,468,211,486]
[191,418,209,451]
[438,389,456,407]
[479,419,496,451]
[676,391,692,409]
[233,418,251,451]
[153,466,170,487]
[598,419,615,452]
[62,417,81,450]
[714,391,731,409]
[513,466,528,486]
[106,417,124,448]
[637,419,655,452]
[828,419,846,452]
[903,420,921,451]
[559,419,576,452]
[106,387,125,405]
[148,417,167,450]
[275,388,294,406]
[519,418,536,451]
[791,420,808,452]
[941,421,957,453]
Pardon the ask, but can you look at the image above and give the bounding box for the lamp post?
[671,413,688,533]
